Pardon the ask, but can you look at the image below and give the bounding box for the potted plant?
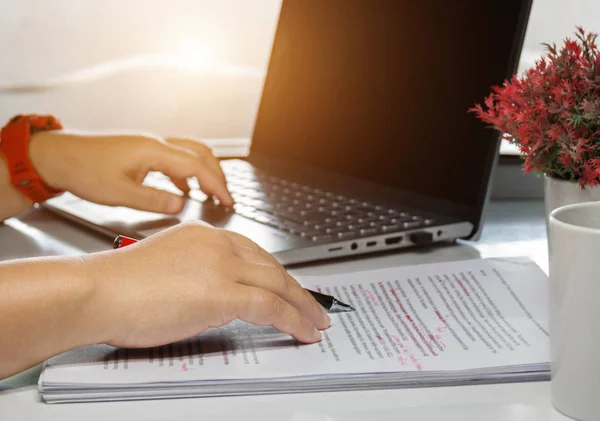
[472,27,600,223]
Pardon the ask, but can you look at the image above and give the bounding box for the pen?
[112,235,355,313]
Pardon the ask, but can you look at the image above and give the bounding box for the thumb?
[116,181,185,214]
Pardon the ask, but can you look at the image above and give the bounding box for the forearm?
[0,156,32,221]
[0,256,109,379]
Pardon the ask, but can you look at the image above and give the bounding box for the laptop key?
[272,208,304,223]
[252,213,280,228]
[347,223,370,231]
[403,221,423,229]
[299,210,328,221]
[279,219,305,230]
[254,203,275,213]
[387,216,412,224]
[300,231,321,239]
[382,224,400,232]
[189,190,208,203]
[236,181,261,189]
[311,235,333,242]
[357,216,379,224]
[325,227,346,235]
[344,211,367,220]
[337,231,357,240]
[245,190,268,200]
[359,227,378,236]
[313,223,338,231]
[236,208,257,219]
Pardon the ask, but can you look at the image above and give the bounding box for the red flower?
[471,27,600,188]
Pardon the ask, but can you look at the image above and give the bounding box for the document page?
[41,258,549,385]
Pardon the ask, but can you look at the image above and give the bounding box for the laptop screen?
[251,0,530,210]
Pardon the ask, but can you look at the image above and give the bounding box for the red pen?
[112,235,138,249]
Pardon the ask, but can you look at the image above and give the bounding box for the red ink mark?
[417,323,447,350]
[314,285,322,293]
[352,290,359,297]
[364,290,379,306]
[391,336,424,370]
[181,363,189,372]
[435,311,446,323]
[377,335,383,340]
[456,278,471,297]
[390,289,409,316]
[391,335,403,347]
[406,314,413,322]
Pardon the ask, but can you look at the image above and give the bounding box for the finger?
[170,177,190,194]
[113,181,185,214]
[151,144,234,206]
[234,284,323,344]
[166,137,227,183]
[224,229,331,329]
[235,257,330,330]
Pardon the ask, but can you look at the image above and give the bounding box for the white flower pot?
[544,175,600,227]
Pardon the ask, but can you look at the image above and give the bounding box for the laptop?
[45,0,532,265]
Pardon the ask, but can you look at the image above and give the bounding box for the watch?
[0,114,64,203]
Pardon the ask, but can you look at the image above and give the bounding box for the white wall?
[0,0,599,139]
[0,0,281,138]
[519,0,600,71]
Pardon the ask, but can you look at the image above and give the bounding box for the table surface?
[0,200,571,420]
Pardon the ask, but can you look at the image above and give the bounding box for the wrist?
[58,255,115,347]
[0,154,32,220]
[28,131,66,191]
[79,252,125,345]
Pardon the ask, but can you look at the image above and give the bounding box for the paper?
[40,257,549,388]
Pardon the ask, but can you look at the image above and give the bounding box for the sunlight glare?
[175,42,212,70]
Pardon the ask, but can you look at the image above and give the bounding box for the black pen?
[306,289,355,313]
[113,235,356,313]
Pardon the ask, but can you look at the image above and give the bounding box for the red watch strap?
[0,114,64,204]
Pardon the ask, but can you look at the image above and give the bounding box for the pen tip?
[338,303,355,312]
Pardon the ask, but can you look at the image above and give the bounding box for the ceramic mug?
[549,202,600,421]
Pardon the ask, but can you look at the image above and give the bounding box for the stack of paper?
[39,257,550,403]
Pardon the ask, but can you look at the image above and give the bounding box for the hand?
[86,222,331,347]
[29,131,234,213]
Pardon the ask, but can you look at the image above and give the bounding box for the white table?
[0,201,571,420]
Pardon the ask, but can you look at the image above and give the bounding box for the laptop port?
[409,232,434,245]
[328,246,343,252]
[366,241,377,247]
[351,242,358,250]
[385,236,402,245]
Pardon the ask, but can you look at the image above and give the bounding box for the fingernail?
[166,196,183,213]
[313,327,323,341]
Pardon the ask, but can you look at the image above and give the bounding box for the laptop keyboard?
[146,161,435,243]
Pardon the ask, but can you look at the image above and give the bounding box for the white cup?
[549,202,600,421]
